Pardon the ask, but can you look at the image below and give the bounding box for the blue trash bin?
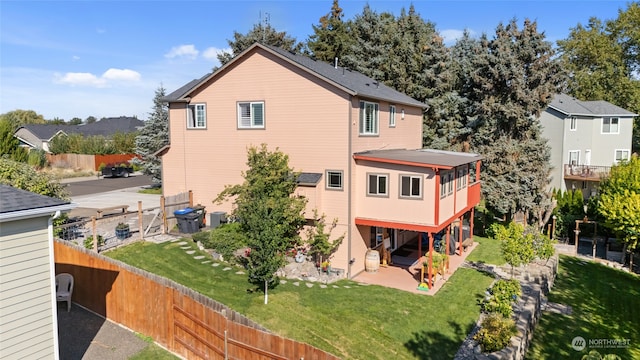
[174,208,196,233]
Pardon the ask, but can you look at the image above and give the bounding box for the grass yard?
[466,235,506,265]
[527,255,640,359]
[107,240,494,360]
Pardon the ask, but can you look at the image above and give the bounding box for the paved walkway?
[57,303,150,360]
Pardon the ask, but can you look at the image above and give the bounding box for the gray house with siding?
[539,93,637,196]
[0,185,75,360]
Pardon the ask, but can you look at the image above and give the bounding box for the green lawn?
[527,255,640,359]
[466,235,506,265]
[107,240,494,360]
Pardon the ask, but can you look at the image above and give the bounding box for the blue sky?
[0,0,630,121]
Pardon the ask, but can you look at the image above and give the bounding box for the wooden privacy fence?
[162,190,193,233]
[46,153,138,171]
[54,240,339,360]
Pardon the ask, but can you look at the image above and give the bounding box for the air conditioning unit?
[209,211,227,229]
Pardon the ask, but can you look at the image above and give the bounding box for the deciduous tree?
[215,145,306,303]
[597,155,640,270]
[0,158,69,200]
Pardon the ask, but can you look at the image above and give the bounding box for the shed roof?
[0,184,75,221]
[354,149,482,170]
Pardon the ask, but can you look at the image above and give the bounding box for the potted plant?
[115,222,130,240]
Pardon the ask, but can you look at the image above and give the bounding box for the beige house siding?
[14,127,43,149]
[0,217,58,360]
[162,45,432,277]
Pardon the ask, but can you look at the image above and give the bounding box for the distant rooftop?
[549,94,637,117]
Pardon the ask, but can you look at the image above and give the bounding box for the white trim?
[237,101,265,129]
[359,101,379,136]
[389,105,396,128]
[569,116,577,131]
[187,103,207,129]
[0,204,76,222]
[601,117,619,134]
[568,150,580,165]
[614,149,630,163]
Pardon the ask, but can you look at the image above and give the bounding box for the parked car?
[101,164,134,178]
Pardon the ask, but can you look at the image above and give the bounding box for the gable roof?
[15,117,143,141]
[549,93,637,117]
[164,43,426,109]
[0,184,75,222]
[354,149,482,170]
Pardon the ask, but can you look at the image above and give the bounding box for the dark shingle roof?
[549,94,637,117]
[16,117,143,141]
[297,172,322,186]
[164,43,426,108]
[354,149,482,169]
[0,184,71,214]
[17,124,68,140]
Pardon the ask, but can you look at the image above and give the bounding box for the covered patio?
[353,241,478,295]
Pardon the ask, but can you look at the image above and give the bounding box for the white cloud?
[202,47,229,62]
[55,72,106,87]
[165,44,199,59]
[102,68,141,82]
[72,55,80,61]
[54,68,141,88]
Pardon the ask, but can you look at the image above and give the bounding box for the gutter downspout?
[347,96,353,279]
[49,210,62,360]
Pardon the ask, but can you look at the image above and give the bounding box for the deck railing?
[563,164,611,181]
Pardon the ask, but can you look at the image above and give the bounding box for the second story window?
[367,173,388,196]
[400,174,422,199]
[568,150,580,165]
[238,102,264,129]
[456,168,467,191]
[187,104,206,129]
[569,117,577,131]
[389,105,396,127]
[359,101,379,135]
[602,117,619,134]
[326,170,343,190]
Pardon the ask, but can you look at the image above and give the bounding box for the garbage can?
[182,212,200,233]
[174,208,196,233]
[191,205,206,228]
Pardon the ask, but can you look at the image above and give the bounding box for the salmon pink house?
[159,43,482,279]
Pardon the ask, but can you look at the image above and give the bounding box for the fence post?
[161,196,166,234]
[138,201,143,240]
[92,216,97,252]
[189,190,193,207]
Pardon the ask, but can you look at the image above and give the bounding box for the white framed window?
[187,103,206,129]
[237,101,265,129]
[367,173,389,197]
[615,149,630,163]
[389,105,396,127]
[602,117,619,134]
[326,170,343,190]
[569,117,577,131]
[456,168,468,190]
[359,101,379,135]
[568,150,580,165]
[400,174,422,199]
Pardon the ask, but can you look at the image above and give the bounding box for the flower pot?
[115,226,130,240]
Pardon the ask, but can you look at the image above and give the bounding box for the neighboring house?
[14,116,143,152]
[159,43,482,278]
[0,185,75,360]
[540,93,637,197]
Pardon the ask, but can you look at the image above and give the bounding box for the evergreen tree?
[306,0,352,63]
[217,23,303,67]
[468,19,564,223]
[215,145,307,302]
[134,86,168,183]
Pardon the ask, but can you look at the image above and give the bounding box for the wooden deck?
[352,242,479,295]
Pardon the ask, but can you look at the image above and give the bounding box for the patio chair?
[56,273,74,312]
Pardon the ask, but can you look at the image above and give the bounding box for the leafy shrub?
[84,235,104,249]
[194,223,247,262]
[27,149,47,169]
[473,313,517,352]
[481,279,521,317]
[0,158,69,200]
